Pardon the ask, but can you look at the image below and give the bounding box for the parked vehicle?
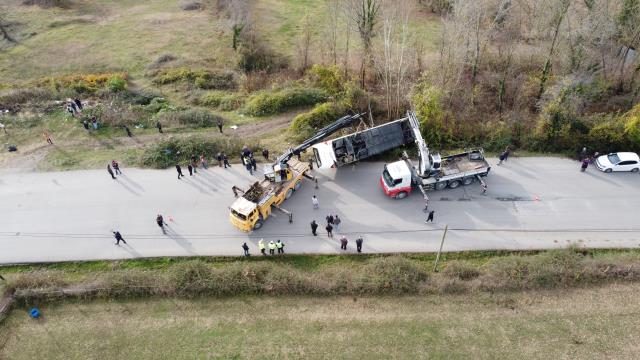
[595,152,640,173]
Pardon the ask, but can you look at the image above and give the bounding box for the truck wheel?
[462,177,474,186]
[435,182,447,191]
[285,188,294,199]
[294,180,302,190]
[395,191,408,199]
[448,180,461,189]
[253,220,263,230]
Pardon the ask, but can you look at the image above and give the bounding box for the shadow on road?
[118,173,145,192]
[115,178,142,196]
[166,227,196,255]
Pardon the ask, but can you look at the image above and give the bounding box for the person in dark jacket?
[111,160,121,175]
[326,214,334,225]
[242,242,250,256]
[311,220,318,236]
[262,148,269,160]
[355,237,363,253]
[251,156,257,172]
[425,210,435,223]
[187,163,194,176]
[123,125,132,137]
[217,118,223,133]
[326,223,333,237]
[83,119,90,131]
[156,121,163,134]
[113,231,127,245]
[156,214,166,234]
[340,235,348,250]
[74,98,83,110]
[223,153,230,168]
[581,158,589,172]
[107,164,116,179]
[176,164,184,179]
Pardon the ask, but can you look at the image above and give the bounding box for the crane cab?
[264,163,293,183]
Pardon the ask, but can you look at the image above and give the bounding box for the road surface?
[1,157,639,264]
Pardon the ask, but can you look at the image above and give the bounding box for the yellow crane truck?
[229,113,365,231]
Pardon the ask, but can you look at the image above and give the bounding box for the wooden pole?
[433,224,448,272]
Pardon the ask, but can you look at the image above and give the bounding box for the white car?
[595,152,640,173]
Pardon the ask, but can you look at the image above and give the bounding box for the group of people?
[579,147,600,172]
[175,152,237,179]
[107,160,122,179]
[82,117,100,131]
[256,239,285,256]
[66,98,83,117]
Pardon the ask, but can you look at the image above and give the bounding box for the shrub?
[623,104,640,150]
[237,33,288,73]
[106,76,127,92]
[140,135,258,168]
[153,68,236,90]
[309,64,344,95]
[586,117,625,153]
[354,257,428,294]
[0,88,59,109]
[290,101,347,141]
[22,0,69,8]
[443,261,481,280]
[412,83,453,149]
[171,260,215,297]
[199,91,245,111]
[243,87,328,116]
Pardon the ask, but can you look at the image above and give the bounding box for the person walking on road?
[242,242,250,256]
[355,237,363,253]
[425,210,435,223]
[311,220,318,236]
[312,195,319,209]
[581,158,589,172]
[503,147,511,162]
[251,156,257,172]
[276,240,285,254]
[259,239,266,256]
[191,156,198,174]
[340,235,348,250]
[156,214,166,234]
[326,214,334,226]
[200,154,208,169]
[326,223,333,238]
[423,196,429,212]
[156,120,163,134]
[217,118,223,133]
[111,160,122,175]
[176,164,184,179]
[498,151,506,165]
[334,215,341,233]
[187,163,194,176]
[579,146,588,161]
[268,241,276,255]
[107,164,116,179]
[113,231,127,245]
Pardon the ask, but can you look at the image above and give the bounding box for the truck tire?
[462,177,474,186]
[395,191,408,199]
[448,180,461,189]
[253,219,263,230]
[294,180,302,190]
[285,188,294,199]
[435,182,447,191]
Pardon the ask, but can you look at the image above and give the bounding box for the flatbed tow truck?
[381,111,491,199]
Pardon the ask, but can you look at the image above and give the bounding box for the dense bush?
[198,91,245,111]
[309,65,344,95]
[39,72,129,93]
[412,83,453,149]
[153,68,236,90]
[140,135,258,168]
[290,101,347,141]
[106,75,127,92]
[243,87,328,116]
[236,33,287,73]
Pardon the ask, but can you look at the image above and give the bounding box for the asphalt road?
[1,157,640,264]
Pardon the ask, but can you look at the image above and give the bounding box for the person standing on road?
[579,146,588,161]
[113,231,127,245]
[340,235,348,250]
[326,214,334,226]
[355,236,363,253]
[217,118,223,133]
[251,156,257,172]
[423,196,429,212]
[242,242,250,256]
[191,156,198,174]
[223,153,230,168]
[217,153,223,167]
[503,146,511,162]
[156,120,163,134]
[326,223,333,238]
[268,240,276,255]
[425,210,435,223]
[176,164,184,179]
[334,215,341,233]
[312,195,319,209]
[112,160,122,175]
[262,148,269,161]
[107,164,116,180]
[581,158,589,172]
[187,163,194,176]
[498,151,505,165]
[156,214,166,234]
[259,239,266,256]
[200,154,208,169]
[311,220,318,236]
[276,240,285,254]
[245,158,254,175]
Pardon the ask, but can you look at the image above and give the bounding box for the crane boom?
[275,113,365,165]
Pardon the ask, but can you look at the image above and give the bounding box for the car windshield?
[607,154,620,164]
[230,209,247,220]
[382,167,395,187]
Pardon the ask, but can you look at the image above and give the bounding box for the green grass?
[2,284,640,359]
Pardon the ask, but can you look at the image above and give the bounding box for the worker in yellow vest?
[258,239,266,256]
[276,239,285,254]
[268,240,276,255]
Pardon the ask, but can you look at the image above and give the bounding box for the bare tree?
[350,0,381,88]
[323,0,341,65]
[0,6,17,44]
[296,13,313,73]
[217,0,251,50]
[536,0,570,101]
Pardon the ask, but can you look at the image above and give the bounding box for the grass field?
[2,283,639,359]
